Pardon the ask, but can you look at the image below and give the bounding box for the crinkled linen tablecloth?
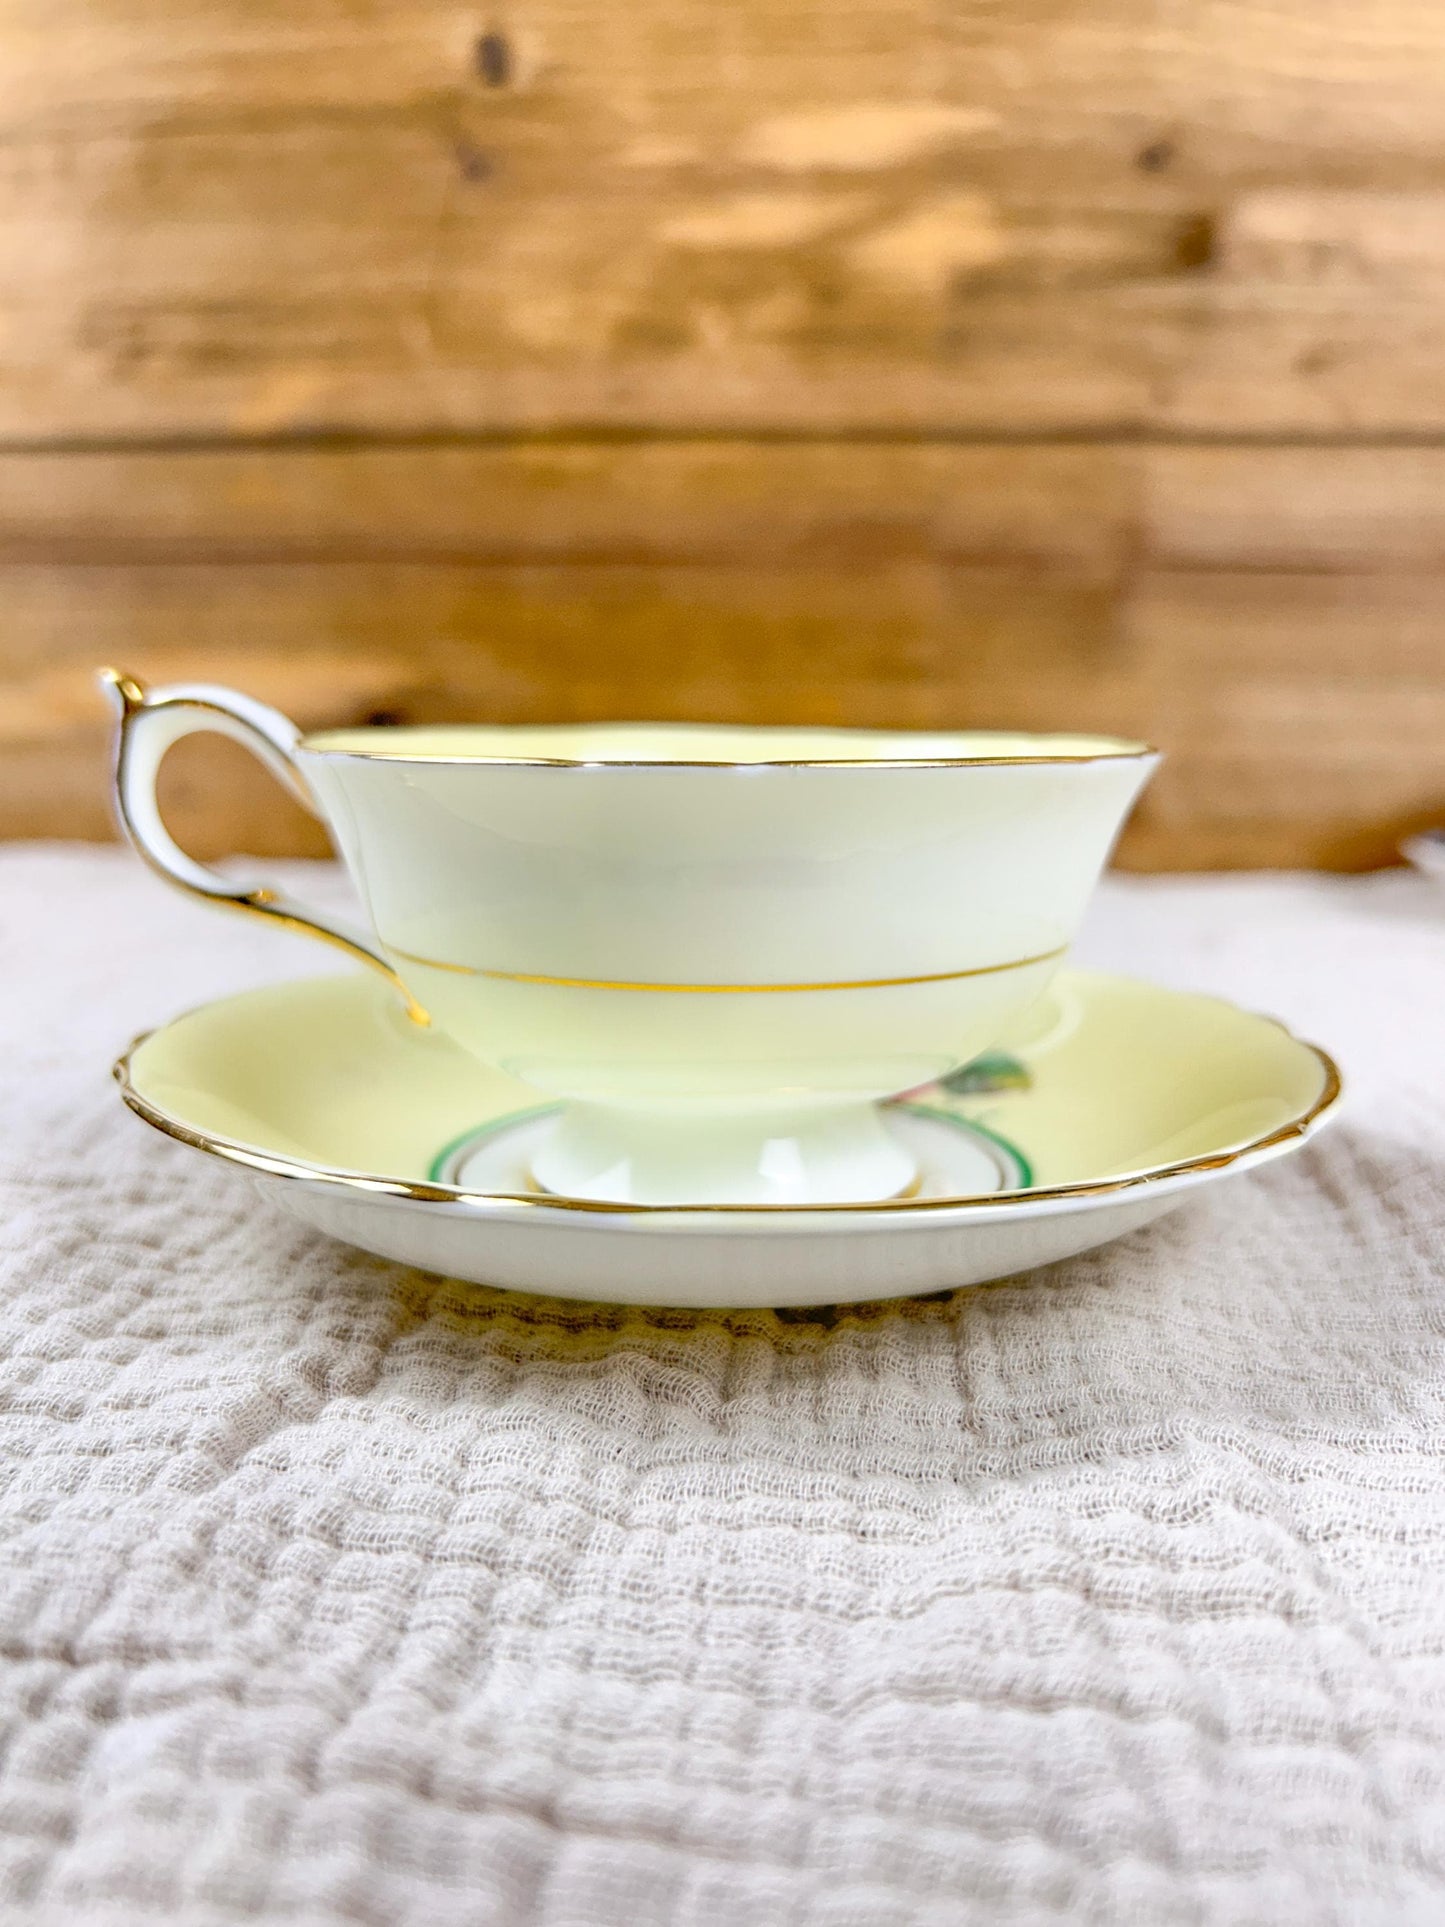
[4,844,1445,1927]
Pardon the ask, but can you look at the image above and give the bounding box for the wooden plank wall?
[3,0,1444,867]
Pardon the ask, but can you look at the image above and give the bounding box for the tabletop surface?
[3,845,1444,1925]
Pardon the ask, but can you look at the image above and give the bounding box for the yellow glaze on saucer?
[115,968,1340,1306]
[119,969,1338,1212]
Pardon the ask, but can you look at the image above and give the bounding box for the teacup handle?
[99,668,428,1025]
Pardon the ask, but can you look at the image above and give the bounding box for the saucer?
[114,970,1341,1309]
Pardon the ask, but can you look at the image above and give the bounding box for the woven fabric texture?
[3,844,1445,1926]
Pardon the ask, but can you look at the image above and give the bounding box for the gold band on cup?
[383,942,1069,994]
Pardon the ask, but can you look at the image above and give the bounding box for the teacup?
[102,670,1157,1205]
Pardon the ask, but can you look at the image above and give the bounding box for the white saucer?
[115,970,1341,1309]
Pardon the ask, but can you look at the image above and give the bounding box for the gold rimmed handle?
[99,669,428,1025]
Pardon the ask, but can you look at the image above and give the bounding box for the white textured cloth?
[3,844,1445,1927]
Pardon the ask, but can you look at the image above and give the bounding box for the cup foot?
[529,1099,920,1206]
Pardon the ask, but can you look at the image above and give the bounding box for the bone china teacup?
[102,670,1158,1206]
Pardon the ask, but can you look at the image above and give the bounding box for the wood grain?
[4,441,1442,869]
[6,0,1445,437]
[4,3,1444,870]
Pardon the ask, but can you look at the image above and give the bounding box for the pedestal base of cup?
[529,1099,920,1206]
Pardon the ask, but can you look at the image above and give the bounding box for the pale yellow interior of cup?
[300,723,1151,765]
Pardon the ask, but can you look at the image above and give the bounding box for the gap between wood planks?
[4,427,1445,457]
